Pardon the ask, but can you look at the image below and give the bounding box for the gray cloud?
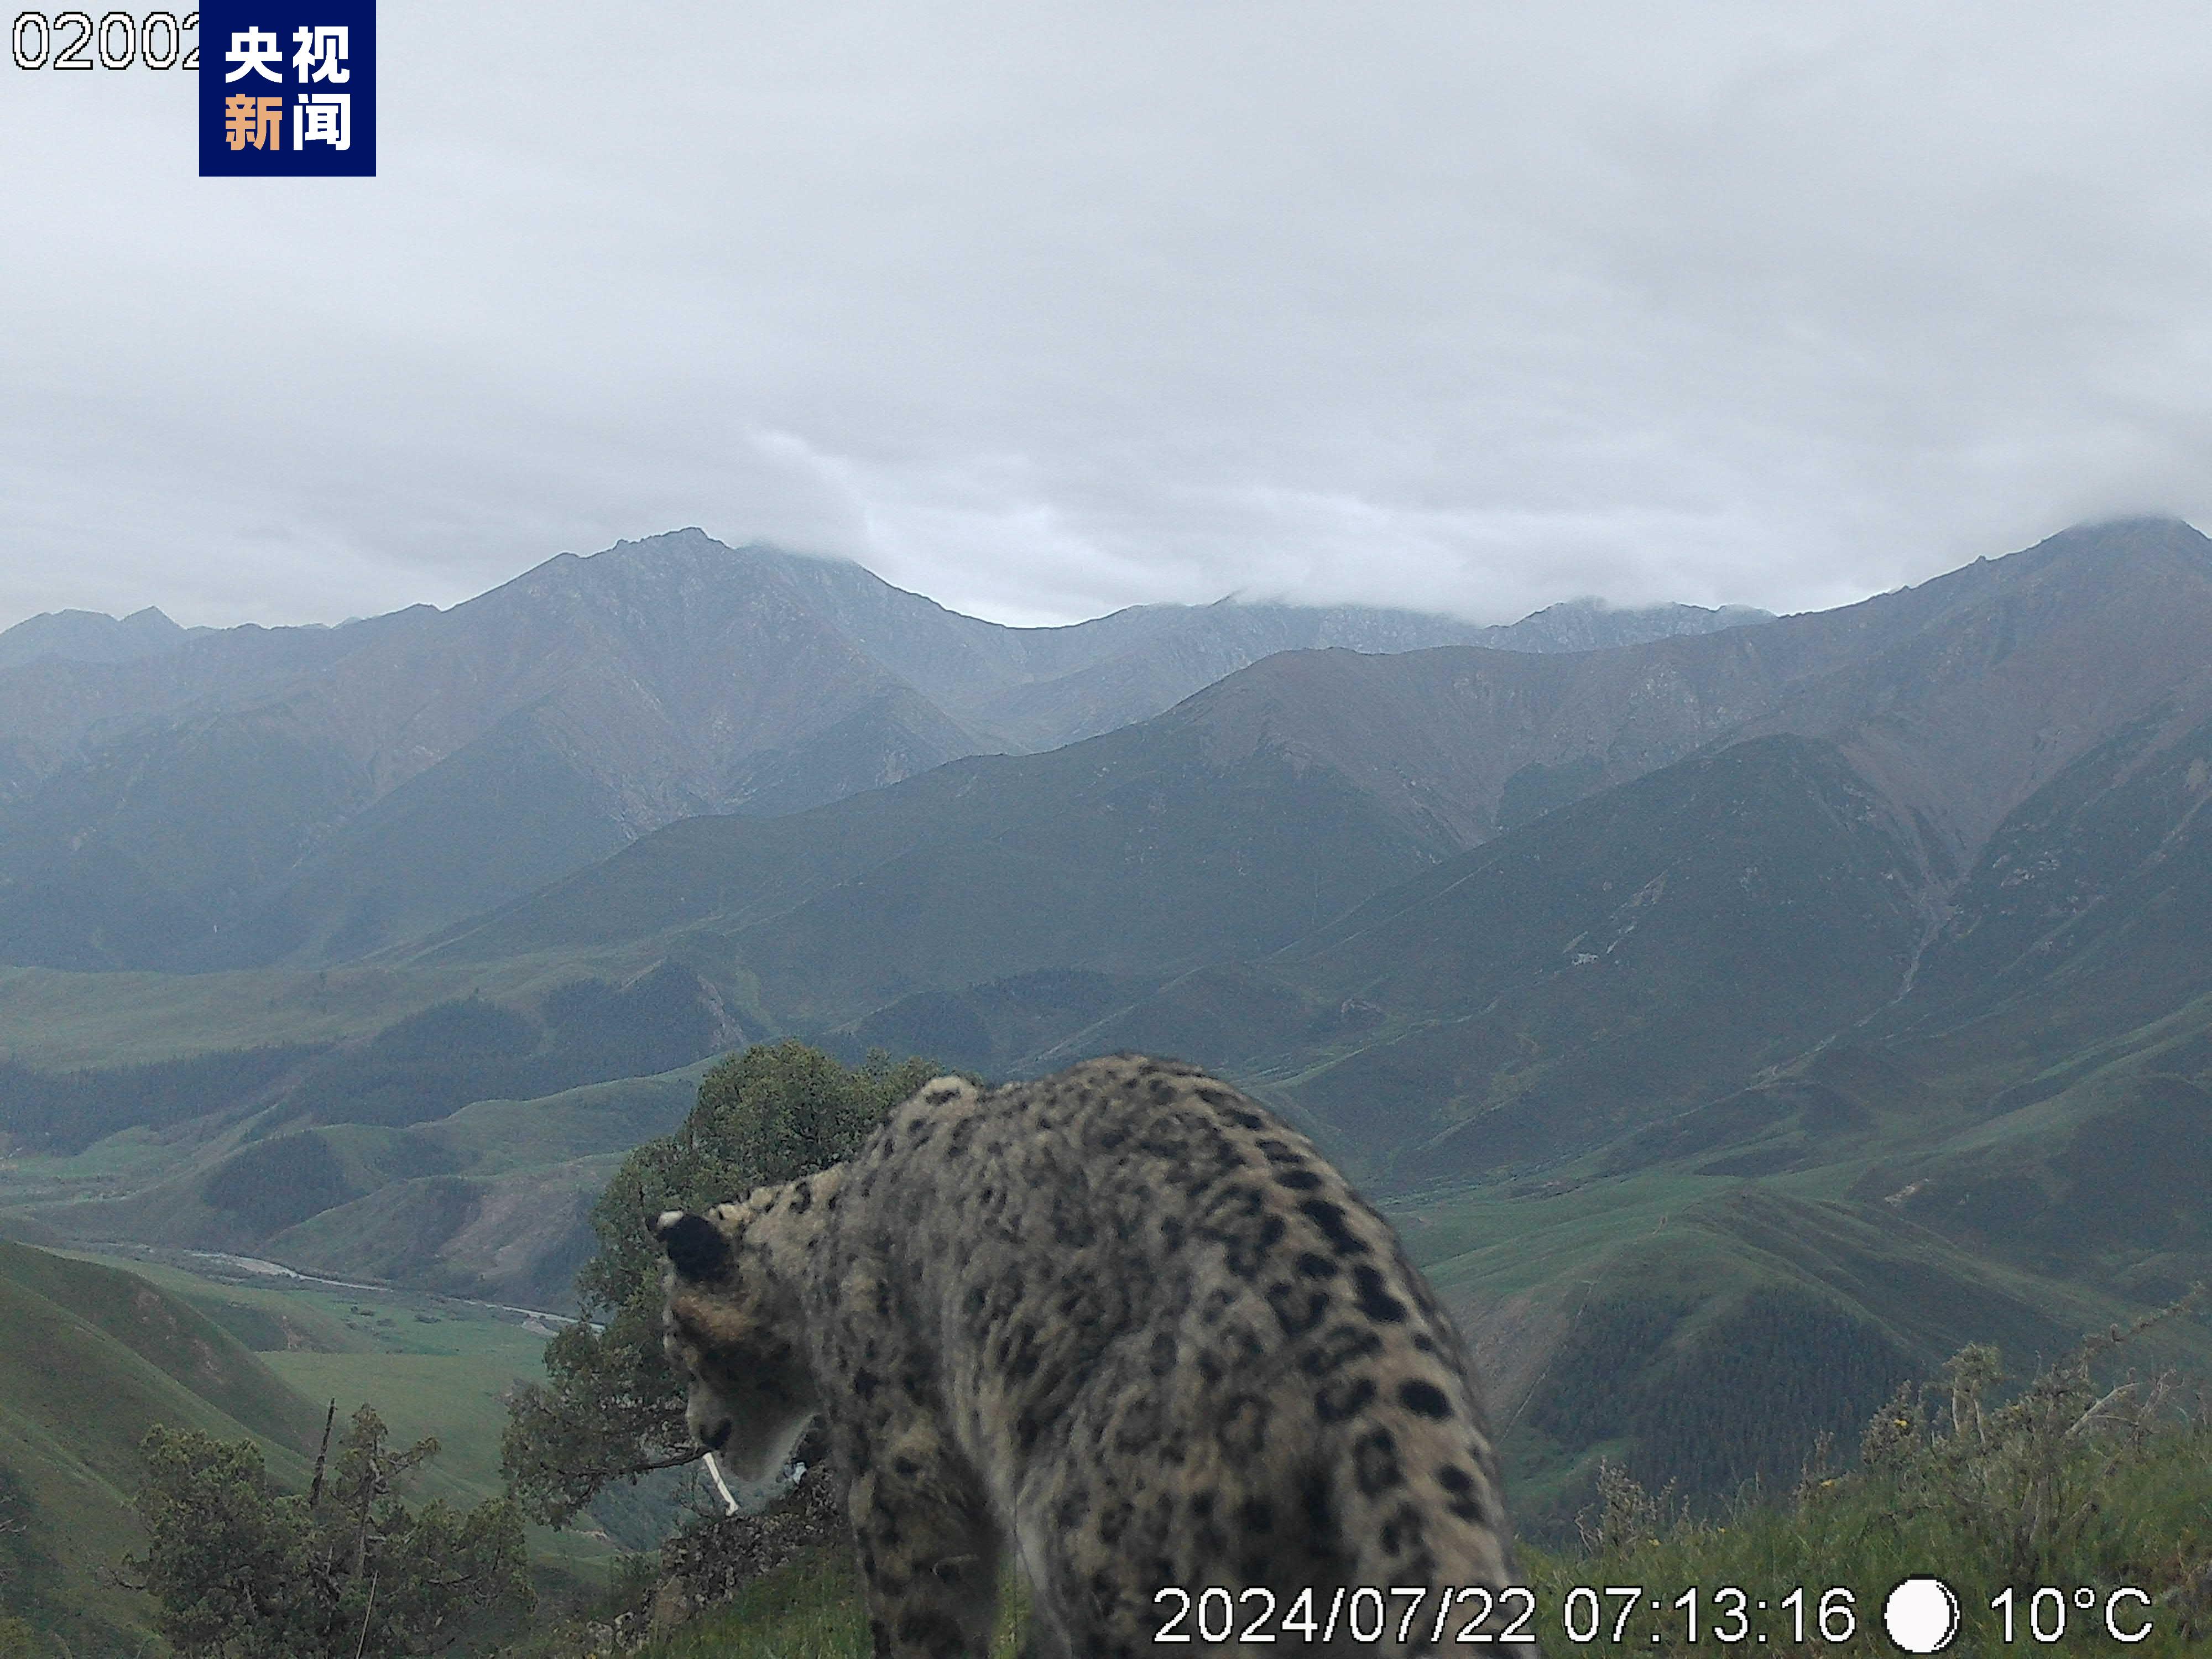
[5,1,2210,630]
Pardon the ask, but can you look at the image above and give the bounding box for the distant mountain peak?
[2069,512,2200,534]
[2015,514,2209,568]
[0,602,199,669]
[1525,593,1768,618]
[1488,595,1775,654]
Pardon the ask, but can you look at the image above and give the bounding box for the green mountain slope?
[0,1240,322,1641]
[426,708,1457,1023]
[0,963,722,1150]
[1407,997,2212,1525]
[1396,1170,2172,1528]
[1886,703,2212,1044]
[1355,703,2212,1515]
[1072,735,1938,1181]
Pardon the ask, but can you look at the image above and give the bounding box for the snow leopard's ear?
[650,1210,731,1282]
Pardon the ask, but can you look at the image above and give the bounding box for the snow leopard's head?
[650,1199,819,1483]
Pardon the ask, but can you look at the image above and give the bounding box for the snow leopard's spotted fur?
[653,1055,1521,1657]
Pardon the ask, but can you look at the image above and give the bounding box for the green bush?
[131,1405,530,1658]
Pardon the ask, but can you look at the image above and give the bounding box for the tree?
[501,1041,948,1527]
[131,1406,530,1658]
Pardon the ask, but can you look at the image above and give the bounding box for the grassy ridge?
[590,1401,2210,1659]
[0,1240,325,1644]
[1516,1324,2212,1657]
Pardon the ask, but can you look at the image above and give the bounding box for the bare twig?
[351,1569,379,1659]
[309,1400,337,1510]
[555,1445,707,1481]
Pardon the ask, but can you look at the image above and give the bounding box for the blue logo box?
[199,1,375,176]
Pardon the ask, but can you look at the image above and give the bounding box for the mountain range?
[0,531,1767,971]
[5,515,2211,1530]
[427,519,2212,1066]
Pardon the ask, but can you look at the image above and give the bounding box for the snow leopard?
[652,1054,1525,1656]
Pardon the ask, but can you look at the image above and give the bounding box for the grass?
[416,1065,713,1175]
[0,962,474,1067]
[515,1327,2212,1659]
[507,1550,1031,1659]
[639,1552,875,1659]
[264,1346,623,1579]
[1519,1342,2212,1655]
[265,1346,536,1489]
[1516,1458,2212,1654]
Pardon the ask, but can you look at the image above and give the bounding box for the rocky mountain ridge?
[0,532,1770,970]
[0,604,211,670]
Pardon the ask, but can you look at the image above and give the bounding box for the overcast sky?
[6,3,2211,632]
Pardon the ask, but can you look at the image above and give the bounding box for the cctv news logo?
[8,2,374,175]
[199,1,374,175]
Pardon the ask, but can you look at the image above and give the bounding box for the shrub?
[129,1405,530,1658]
